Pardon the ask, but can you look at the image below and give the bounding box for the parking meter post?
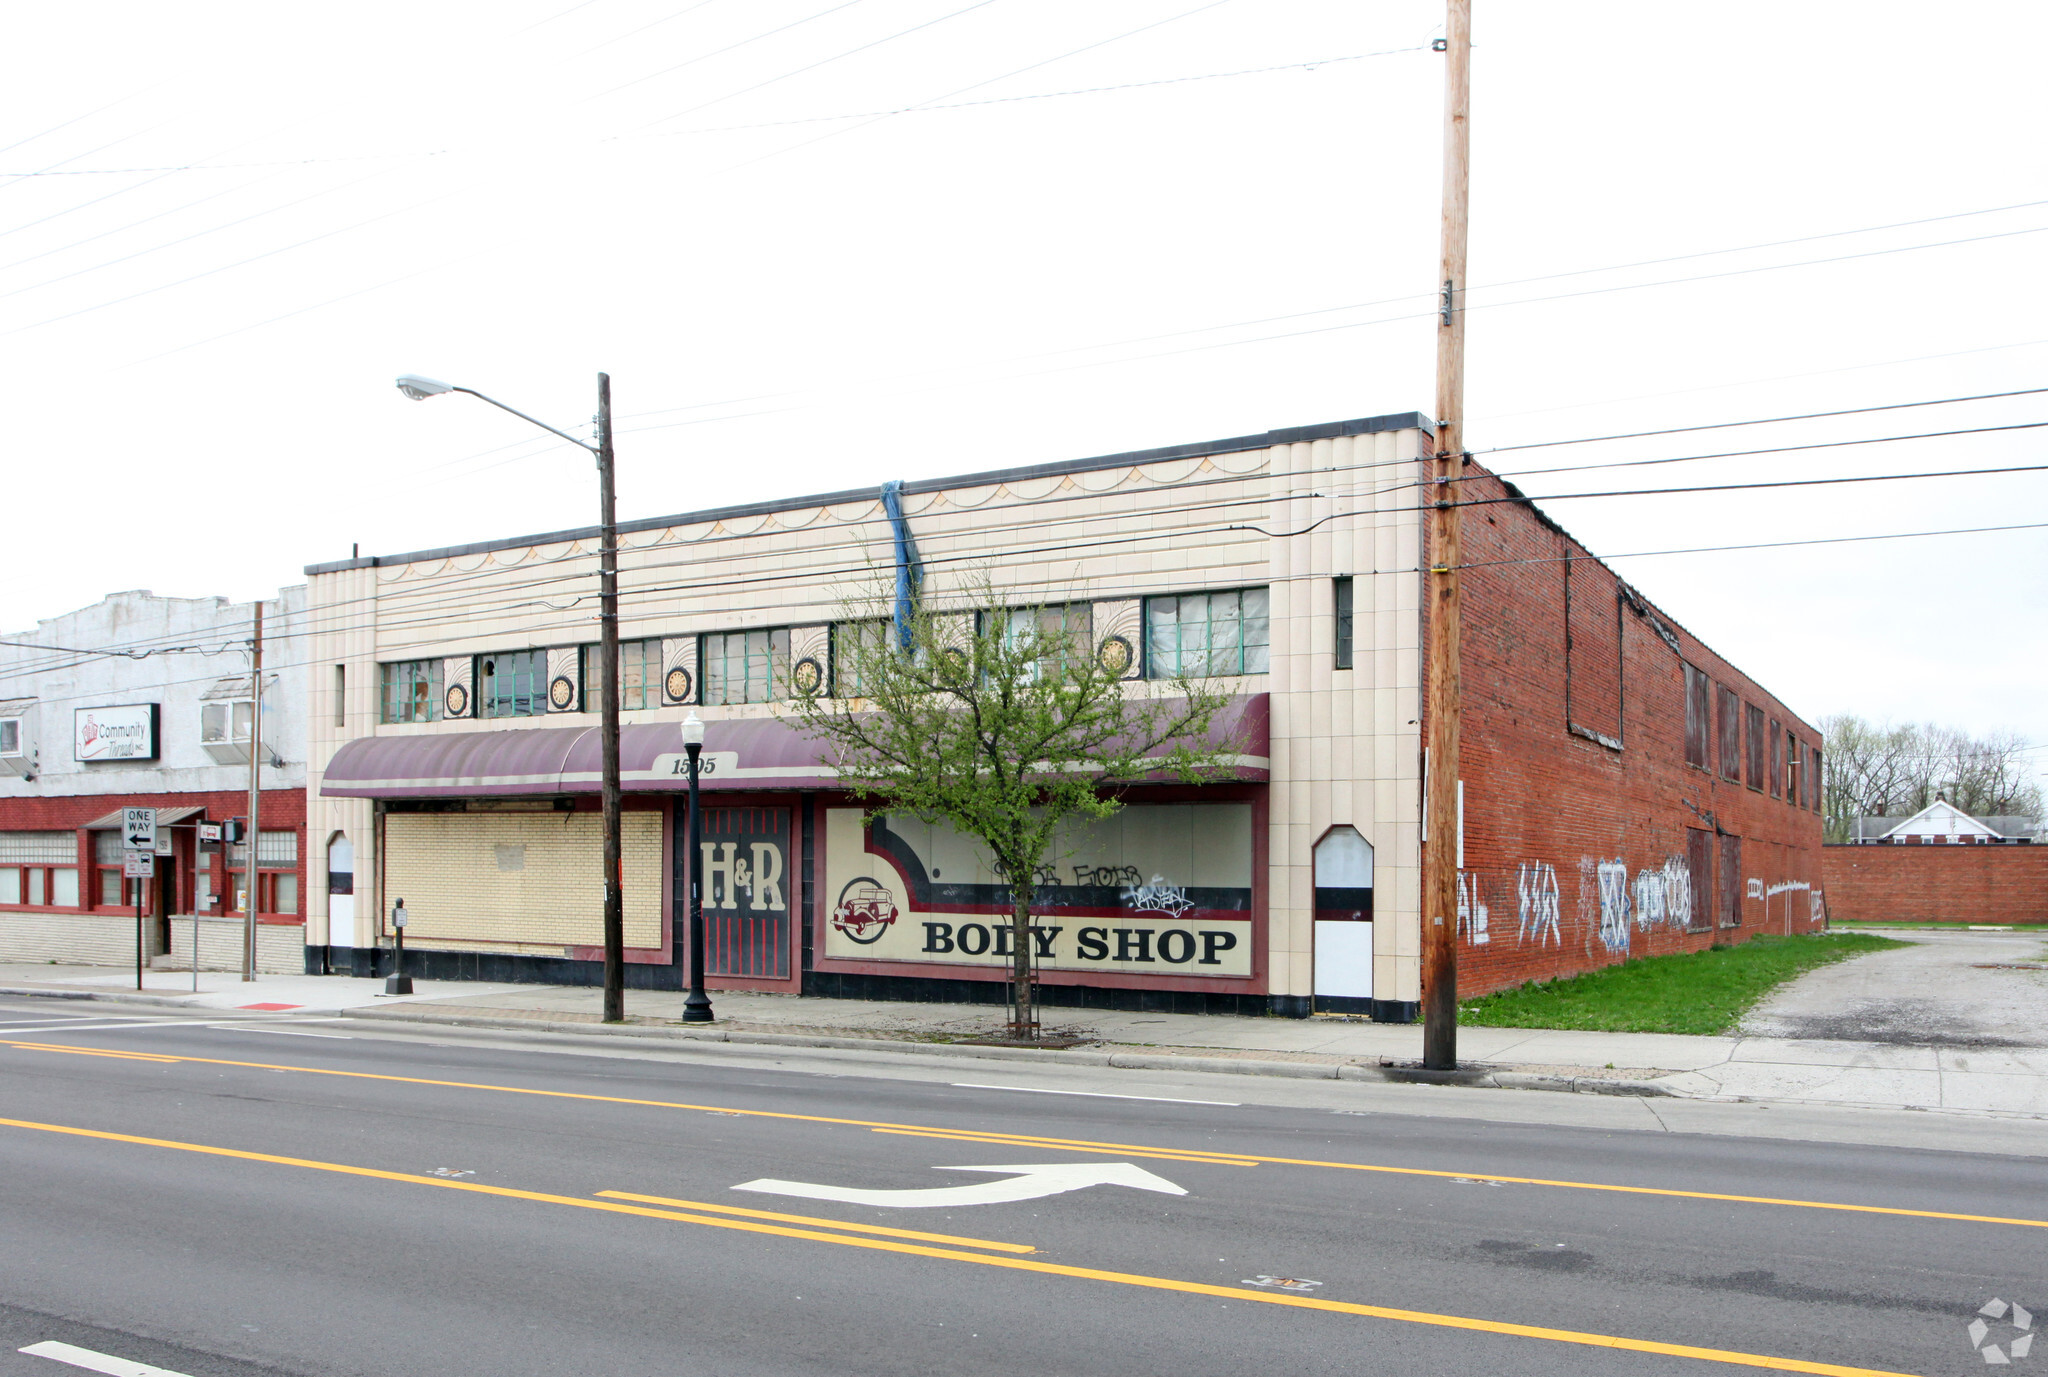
[384,899,413,995]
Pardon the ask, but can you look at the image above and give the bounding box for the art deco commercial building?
[0,590,308,972]
[306,412,1824,1017]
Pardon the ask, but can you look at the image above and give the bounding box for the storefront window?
[229,831,299,914]
[99,869,124,906]
[1,833,76,907]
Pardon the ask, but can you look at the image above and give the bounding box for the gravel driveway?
[1739,928,2048,1046]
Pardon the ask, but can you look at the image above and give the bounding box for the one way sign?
[122,807,157,850]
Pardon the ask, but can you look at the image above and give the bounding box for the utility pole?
[597,373,626,1025]
[1421,0,1471,1071]
[244,602,264,983]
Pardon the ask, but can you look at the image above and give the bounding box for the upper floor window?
[996,603,1093,680]
[1716,685,1741,780]
[831,620,891,698]
[0,718,18,754]
[1810,745,1824,813]
[481,650,546,719]
[1786,729,1803,805]
[1744,702,1765,791]
[1333,577,1354,670]
[1768,718,1783,797]
[582,639,660,712]
[1145,588,1269,679]
[703,629,789,705]
[380,660,442,724]
[1682,664,1709,768]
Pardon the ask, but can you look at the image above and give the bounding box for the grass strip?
[1458,932,1912,1036]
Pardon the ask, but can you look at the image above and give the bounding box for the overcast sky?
[3,1,2043,779]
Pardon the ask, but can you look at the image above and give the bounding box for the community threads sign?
[73,704,159,762]
[822,804,1254,978]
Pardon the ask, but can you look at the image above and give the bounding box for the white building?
[0,589,309,971]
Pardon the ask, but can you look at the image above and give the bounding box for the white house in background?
[1850,799,2040,844]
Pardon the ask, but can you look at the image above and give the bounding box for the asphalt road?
[0,994,2039,1377]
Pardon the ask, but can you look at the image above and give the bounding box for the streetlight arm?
[452,387,597,454]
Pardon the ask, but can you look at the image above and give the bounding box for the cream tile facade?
[306,414,1430,1008]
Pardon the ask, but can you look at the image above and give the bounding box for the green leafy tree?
[793,580,1243,1038]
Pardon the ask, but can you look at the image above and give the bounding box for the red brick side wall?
[0,789,306,925]
[1445,465,1826,997]
[1821,844,2048,925]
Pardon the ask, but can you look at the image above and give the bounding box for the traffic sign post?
[124,846,153,990]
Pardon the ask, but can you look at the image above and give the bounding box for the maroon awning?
[320,694,1268,799]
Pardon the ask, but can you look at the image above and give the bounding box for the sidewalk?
[3,962,2043,1118]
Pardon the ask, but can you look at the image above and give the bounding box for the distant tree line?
[1818,714,2044,842]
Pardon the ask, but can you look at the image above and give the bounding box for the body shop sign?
[823,803,1254,979]
[74,704,158,762]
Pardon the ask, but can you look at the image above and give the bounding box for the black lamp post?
[681,712,713,1023]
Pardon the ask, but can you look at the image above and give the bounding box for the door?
[686,806,791,980]
[327,834,354,947]
[1312,826,1374,1000]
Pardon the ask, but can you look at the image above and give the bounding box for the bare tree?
[1820,713,2044,840]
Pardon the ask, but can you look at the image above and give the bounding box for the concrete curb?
[332,1005,1678,1097]
[0,985,1677,1099]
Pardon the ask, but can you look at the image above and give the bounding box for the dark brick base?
[801,969,1305,1018]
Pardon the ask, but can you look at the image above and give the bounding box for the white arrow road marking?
[20,1341,198,1377]
[734,1162,1187,1209]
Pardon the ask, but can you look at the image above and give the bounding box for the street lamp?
[680,712,713,1023]
[396,371,630,1024]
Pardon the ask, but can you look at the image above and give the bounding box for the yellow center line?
[594,1190,1035,1252]
[868,1127,1258,1165]
[7,1041,181,1063]
[5,1037,2039,1232]
[0,1115,1926,1377]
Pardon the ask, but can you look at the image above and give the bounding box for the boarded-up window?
[1686,828,1713,930]
[1768,719,1783,798]
[1719,834,1743,927]
[1565,558,1622,748]
[1717,685,1741,780]
[1745,703,1765,790]
[1786,729,1801,803]
[1811,746,1824,813]
[1684,665,1710,769]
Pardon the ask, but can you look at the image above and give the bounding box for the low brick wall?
[163,915,304,974]
[0,910,302,974]
[1822,844,2048,925]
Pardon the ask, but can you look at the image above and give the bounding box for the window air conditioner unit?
[200,700,254,766]
[0,715,32,778]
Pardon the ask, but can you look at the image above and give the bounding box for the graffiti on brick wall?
[1629,857,1693,934]
[1458,854,1817,951]
[1458,872,1490,945]
[1591,858,1631,953]
[1517,862,1561,947]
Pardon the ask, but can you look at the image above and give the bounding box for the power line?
[1454,520,2048,571]
[635,0,1007,131]
[580,0,869,105]
[1479,385,2048,455]
[1486,419,2048,484]
[1454,461,2048,510]
[0,190,450,339]
[709,0,1237,173]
